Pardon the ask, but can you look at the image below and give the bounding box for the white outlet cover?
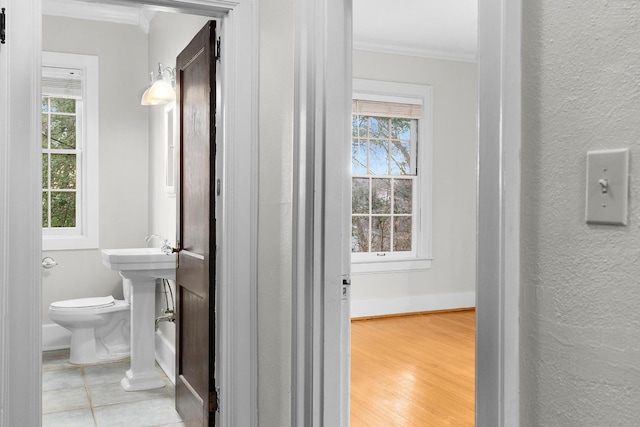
[585,148,629,225]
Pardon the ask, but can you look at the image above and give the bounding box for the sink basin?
[101,248,176,277]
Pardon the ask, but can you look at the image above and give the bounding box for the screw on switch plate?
[585,149,629,225]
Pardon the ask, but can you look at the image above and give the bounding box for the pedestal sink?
[101,248,177,391]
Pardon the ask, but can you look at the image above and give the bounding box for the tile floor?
[42,350,184,427]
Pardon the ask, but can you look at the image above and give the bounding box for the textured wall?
[522,1,640,425]
[41,16,149,322]
[351,50,477,312]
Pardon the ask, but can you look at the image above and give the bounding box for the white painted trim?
[2,1,258,426]
[353,39,478,63]
[351,258,431,274]
[292,0,352,425]
[351,291,476,318]
[215,4,259,426]
[42,323,72,351]
[476,0,521,425]
[0,0,43,425]
[154,329,176,384]
[293,1,522,427]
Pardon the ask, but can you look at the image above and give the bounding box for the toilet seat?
[51,295,116,310]
[49,296,129,316]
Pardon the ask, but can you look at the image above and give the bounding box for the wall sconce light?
[141,63,176,106]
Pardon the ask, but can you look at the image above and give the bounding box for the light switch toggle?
[585,148,629,225]
[598,178,608,193]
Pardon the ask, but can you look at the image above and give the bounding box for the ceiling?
[44,0,478,63]
[353,0,478,62]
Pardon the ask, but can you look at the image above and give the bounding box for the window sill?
[351,257,432,275]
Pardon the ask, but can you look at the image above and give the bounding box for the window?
[42,52,99,250]
[351,79,432,273]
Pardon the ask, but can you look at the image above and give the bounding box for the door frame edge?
[477,0,522,425]
[1,0,259,426]
[291,0,523,426]
[0,0,43,425]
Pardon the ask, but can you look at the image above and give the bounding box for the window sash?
[42,95,83,234]
[351,107,419,258]
[351,175,417,258]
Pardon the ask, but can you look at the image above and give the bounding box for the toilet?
[48,277,131,365]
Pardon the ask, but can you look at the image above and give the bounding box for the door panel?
[175,20,217,427]
[179,252,206,298]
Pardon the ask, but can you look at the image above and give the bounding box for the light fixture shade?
[141,79,175,105]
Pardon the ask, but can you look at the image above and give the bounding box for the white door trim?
[292,0,522,426]
[291,0,352,425]
[0,1,43,426]
[476,0,522,425]
[0,1,259,426]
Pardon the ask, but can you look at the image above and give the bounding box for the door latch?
[342,277,351,299]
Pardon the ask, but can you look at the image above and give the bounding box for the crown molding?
[353,39,477,63]
[42,0,155,33]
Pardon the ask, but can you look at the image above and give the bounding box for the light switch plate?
[585,148,629,225]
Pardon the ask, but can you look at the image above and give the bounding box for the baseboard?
[42,323,71,351]
[350,291,476,318]
[154,329,176,385]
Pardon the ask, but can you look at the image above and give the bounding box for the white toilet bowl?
[49,294,131,365]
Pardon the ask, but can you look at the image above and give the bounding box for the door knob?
[41,257,58,269]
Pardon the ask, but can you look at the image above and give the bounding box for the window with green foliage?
[42,96,79,229]
[42,52,99,251]
[351,79,432,273]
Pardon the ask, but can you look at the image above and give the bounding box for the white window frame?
[42,51,99,251]
[351,78,432,274]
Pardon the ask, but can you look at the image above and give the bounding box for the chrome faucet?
[145,234,174,255]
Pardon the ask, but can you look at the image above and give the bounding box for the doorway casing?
[0,0,258,426]
[291,0,522,426]
[0,0,521,425]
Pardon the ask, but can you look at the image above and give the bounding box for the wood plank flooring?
[350,310,475,427]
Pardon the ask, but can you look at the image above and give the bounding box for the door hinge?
[1,8,6,45]
[215,37,221,62]
[209,388,220,413]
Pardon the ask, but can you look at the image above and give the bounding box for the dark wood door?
[175,21,217,427]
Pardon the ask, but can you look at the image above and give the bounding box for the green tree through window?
[42,95,78,229]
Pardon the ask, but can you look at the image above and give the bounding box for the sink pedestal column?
[119,274,165,391]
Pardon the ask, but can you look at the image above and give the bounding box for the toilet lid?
[51,295,116,309]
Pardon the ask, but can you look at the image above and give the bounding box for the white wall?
[351,50,477,317]
[41,16,149,323]
[258,0,294,424]
[521,1,640,425]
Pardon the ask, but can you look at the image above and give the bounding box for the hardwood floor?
[350,310,475,427]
